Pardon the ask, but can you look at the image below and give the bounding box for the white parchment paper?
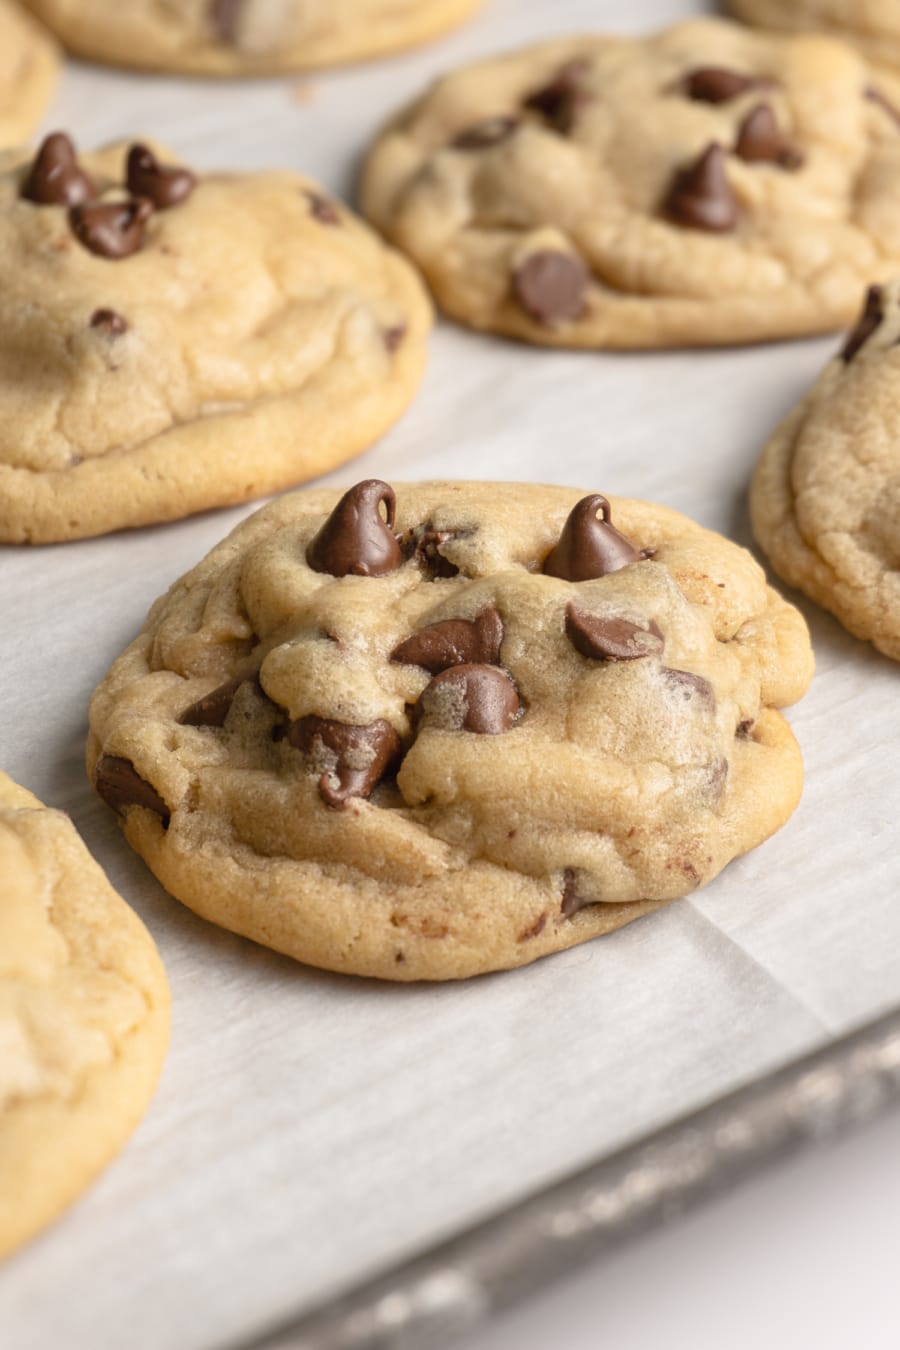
[1,1,898,1346]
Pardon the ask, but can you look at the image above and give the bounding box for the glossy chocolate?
[663,143,739,233]
[391,605,504,673]
[94,755,170,825]
[735,104,803,169]
[306,480,402,578]
[69,198,154,259]
[418,663,521,735]
[288,716,400,808]
[565,607,665,661]
[126,144,196,210]
[21,132,95,208]
[543,495,644,581]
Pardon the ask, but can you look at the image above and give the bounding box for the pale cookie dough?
[0,0,58,147]
[361,17,900,349]
[751,281,900,662]
[727,0,900,80]
[0,136,431,544]
[87,480,814,983]
[19,0,483,76]
[0,773,169,1260]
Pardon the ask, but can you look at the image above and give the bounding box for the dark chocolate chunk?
[543,495,644,582]
[406,524,463,579]
[306,480,402,578]
[663,143,739,233]
[842,284,885,362]
[513,250,589,325]
[452,117,520,150]
[90,308,128,335]
[418,663,521,735]
[866,85,900,128]
[69,198,154,260]
[391,605,503,673]
[211,0,240,41]
[305,190,340,225]
[126,144,196,210]
[179,676,246,728]
[684,67,773,104]
[662,667,716,711]
[524,60,590,133]
[21,132,95,208]
[735,104,804,169]
[94,755,170,825]
[566,606,664,661]
[561,868,590,918]
[287,716,400,808]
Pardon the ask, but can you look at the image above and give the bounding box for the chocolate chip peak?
[524,59,589,133]
[306,480,402,578]
[418,664,521,735]
[70,198,154,260]
[391,606,503,673]
[287,716,400,809]
[543,495,644,582]
[664,143,740,233]
[513,250,589,326]
[126,144,196,210]
[21,132,95,208]
[735,104,804,169]
[684,67,772,104]
[566,607,664,661]
[842,284,885,362]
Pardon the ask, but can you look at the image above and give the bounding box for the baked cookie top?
[0,0,58,148]
[728,0,900,79]
[361,18,900,349]
[751,281,900,662]
[19,0,483,75]
[0,136,431,544]
[88,480,814,982]
[0,772,169,1259]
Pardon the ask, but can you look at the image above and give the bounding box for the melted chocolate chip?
[453,117,520,150]
[306,480,402,578]
[94,755,170,825]
[418,664,521,735]
[211,0,240,41]
[662,667,716,712]
[384,325,406,353]
[391,606,503,674]
[288,716,400,808]
[126,144,196,210]
[406,524,463,579]
[543,495,644,582]
[524,60,589,133]
[90,308,128,335]
[561,868,590,918]
[70,198,154,260]
[566,607,664,661]
[735,104,804,169]
[179,676,247,727]
[663,143,739,233]
[306,190,340,225]
[842,284,885,362]
[684,67,773,104]
[513,251,589,325]
[21,132,95,208]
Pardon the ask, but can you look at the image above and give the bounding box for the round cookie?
[87,480,814,983]
[0,0,58,147]
[751,281,900,662]
[19,0,483,76]
[0,136,431,544]
[361,17,900,349]
[0,772,169,1259]
[727,0,900,79]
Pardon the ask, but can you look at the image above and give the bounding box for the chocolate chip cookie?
[0,772,169,1259]
[728,0,900,79]
[20,0,483,75]
[0,137,431,544]
[361,18,900,348]
[0,0,58,147]
[751,281,900,662]
[87,480,814,982]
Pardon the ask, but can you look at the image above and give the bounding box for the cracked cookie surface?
[728,0,900,79]
[0,0,58,147]
[0,772,169,1259]
[0,137,431,543]
[361,18,900,348]
[20,0,483,75]
[87,480,813,982]
[751,280,900,661]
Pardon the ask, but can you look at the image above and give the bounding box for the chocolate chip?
[736,718,755,738]
[565,606,664,661]
[684,67,773,104]
[70,198,154,260]
[663,143,739,233]
[513,250,589,325]
[406,524,463,579]
[391,605,503,673]
[384,325,406,353]
[453,117,520,150]
[842,284,885,362]
[561,868,591,918]
[305,190,340,225]
[662,667,716,712]
[735,104,804,169]
[518,912,548,942]
[179,676,247,727]
[418,664,521,735]
[287,716,400,808]
[307,480,402,578]
[126,144,196,210]
[21,132,95,208]
[211,0,240,41]
[543,495,644,582]
[90,308,127,335]
[866,85,900,127]
[524,60,590,133]
[94,755,169,825]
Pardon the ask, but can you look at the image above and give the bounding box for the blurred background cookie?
[0,0,58,148]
